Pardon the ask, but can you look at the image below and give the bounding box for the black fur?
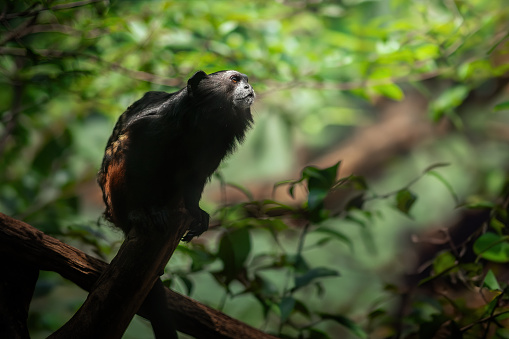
[97,70,255,240]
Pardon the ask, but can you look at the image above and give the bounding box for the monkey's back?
[97,91,183,230]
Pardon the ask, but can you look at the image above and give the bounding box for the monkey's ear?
[187,71,207,94]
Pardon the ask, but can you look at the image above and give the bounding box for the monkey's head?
[187,70,255,112]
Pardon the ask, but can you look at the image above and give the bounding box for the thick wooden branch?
[0,213,277,339]
[49,210,192,338]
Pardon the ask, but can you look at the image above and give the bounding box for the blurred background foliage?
[1,0,509,338]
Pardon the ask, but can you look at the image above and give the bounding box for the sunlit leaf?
[494,101,509,111]
[372,83,404,101]
[490,217,505,235]
[432,251,457,275]
[473,232,509,263]
[483,269,501,291]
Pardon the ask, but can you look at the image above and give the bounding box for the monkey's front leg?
[181,179,210,241]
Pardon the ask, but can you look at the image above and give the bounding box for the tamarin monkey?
[97,70,255,240]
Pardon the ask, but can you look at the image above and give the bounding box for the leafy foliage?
[1,0,509,338]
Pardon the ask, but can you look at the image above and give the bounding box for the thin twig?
[482,288,507,339]
[460,310,509,333]
[257,69,442,98]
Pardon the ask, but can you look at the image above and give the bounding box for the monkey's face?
[190,70,255,111]
[226,71,255,109]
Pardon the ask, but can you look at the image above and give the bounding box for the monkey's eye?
[230,75,241,83]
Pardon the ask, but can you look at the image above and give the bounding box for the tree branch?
[49,209,192,338]
[0,47,182,87]
[0,213,277,339]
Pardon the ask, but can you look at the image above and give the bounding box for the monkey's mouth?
[236,92,255,101]
[233,90,255,108]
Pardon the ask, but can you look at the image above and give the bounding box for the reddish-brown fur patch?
[104,157,126,223]
[100,133,130,226]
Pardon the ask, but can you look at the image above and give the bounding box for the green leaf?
[415,44,439,60]
[319,313,368,339]
[278,296,295,322]
[372,83,404,101]
[473,232,509,263]
[177,275,194,295]
[307,185,329,211]
[483,269,501,291]
[347,175,369,190]
[303,162,340,222]
[432,251,457,275]
[430,85,469,121]
[293,254,310,272]
[490,217,505,235]
[305,162,340,191]
[288,184,296,199]
[302,166,324,181]
[308,162,340,185]
[494,101,509,111]
[322,161,341,184]
[177,245,215,272]
[294,267,340,291]
[395,189,417,215]
[217,228,251,282]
